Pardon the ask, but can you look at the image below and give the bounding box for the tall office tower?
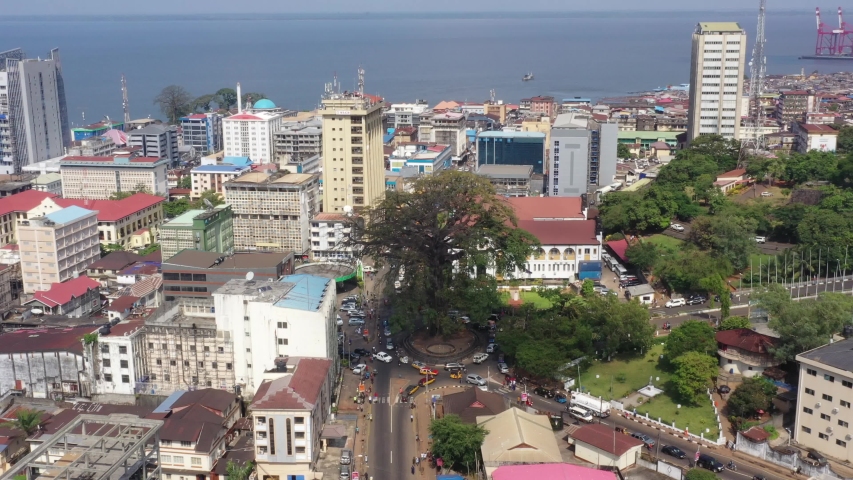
[549,113,618,197]
[0,48,70,173]
[686,23,747,143]
[320,88,384,213]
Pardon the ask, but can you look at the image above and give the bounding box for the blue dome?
[253,99,276,109]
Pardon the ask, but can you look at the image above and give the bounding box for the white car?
[755,236,767,244]
[665,298,686,308]
[486,344,497,353]
[336,315,344,326]
[472,353,489,364]
[760,191,773,197]
[466,374,486,386]
[670,223,685,232]
[363,265,376,273]
[374,352,392,363]
[351,364,368,374]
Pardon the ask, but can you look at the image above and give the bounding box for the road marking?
[390,450,393,464]
[390,406,393,433]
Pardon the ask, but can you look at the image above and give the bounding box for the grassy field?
[645,234,684,251]
[499,291,553,309]
[580,343,720,438]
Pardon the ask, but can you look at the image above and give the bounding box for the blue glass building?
[476,131,546,174]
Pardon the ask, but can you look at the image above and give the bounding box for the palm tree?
[1,409,42,435]
[225,460,253,480]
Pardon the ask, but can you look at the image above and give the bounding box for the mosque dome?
[253,99,276,109]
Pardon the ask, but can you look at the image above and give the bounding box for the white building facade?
[310,213,358,261]
[223,111,284,164]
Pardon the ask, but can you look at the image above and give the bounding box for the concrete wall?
[574,442,641,469]
[0,351,84,398]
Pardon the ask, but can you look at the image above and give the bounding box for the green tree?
[100,243,124,257]
[767,293,853,361]
[178,176,192,189]
[139,243,161,256]
[671,352,718,406]
[835,125,853,155]
[580,279,595,298]
[727,376,777,419]
[585,293,655,359]
[344,171,538,334]
[688,215,757,271]
[191,94,216,112]
[163,198,193,218]
[625,241,660,271]
[835,153,853,187]
[241,93,268,106]
[783,151,839,184]
[685,469,719,480]
[656,247,733,294]
[1,408,42,435]
[196,189,225,208]
[664,320,717,360]
[718,316,751,331]
[429,414,488,473]
[224,460,254,480]
[215,88,238,111]
[109,184,151,200]
[617,143,631,159]
[153,85,193,124]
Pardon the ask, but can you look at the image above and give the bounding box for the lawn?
[499,291,553,309]
[645,234,683,251]
[580,343,720,438]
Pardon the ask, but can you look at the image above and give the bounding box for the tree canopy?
[344,170,538,334]
[685,469,720,480]
[153,85,193,124]
[671,352,718,406]
[718,316,750,331]
[664,320,717,360]
[1,408,42,435]
[727,376,777,419]
[429,414,488,473]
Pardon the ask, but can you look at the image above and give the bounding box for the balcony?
[352,177,363,185]
[717,348,780,367]
[351,127,363,135]
[352,137,363,145]
[352,147,363,155]
[255,422,267,432]
[352,168,363,175]
[352,157,363,165]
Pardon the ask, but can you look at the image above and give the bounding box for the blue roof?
[222,156,252,167]
[153,390,187,413]
[383,133,394,144]
[275,274,332,312]
[253,99,277,109]
[193,165,248,173]
[45,206,95,224]
[477,131,546,139]
[562,98,591,103]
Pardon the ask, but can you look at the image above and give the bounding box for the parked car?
[554,393,567,404]
[619,279,642,287]
[661,445,686,459]
[665,298,686,308]
[761,191,773,197]
[486,344,497,353]
[385,338,394,350]
[362,265,376,273]
[412,360,426,370]
[348,353,361,363]
[444,362,465,371]
[374,352,392,363]
[419,367,440,376]
[348,318,365,326]
[472,353,489,364]
[755,236,767,244]
[697,454,724,472]
[805,449,828,466]
[497,362,509,374]
[534,387,555,398]
[383,327,392,337]
[353,348,369,356]
[631,432,655,448]
[351,364,368,374]
[466,374,486,386]
[670,223,685,232]
[686,295,707,305]
[336,315,344,326]
[717,385,731,394]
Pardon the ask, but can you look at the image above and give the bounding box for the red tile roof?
[0,326,95,355]
[606,239,629,262]
[169,188,191,195]
[716,328,778,354]
[251,358,332,410]
[185,114,208,119]
[0,190,57,216]
[54,193,165,222]
[572,423,644,456]
[718,168,747,178]
[314,213,350,222]
[107,296,139,313]
[27,276,100,308]
[799,123,838,134]
[505,196,585,220]
[518,219,599,246]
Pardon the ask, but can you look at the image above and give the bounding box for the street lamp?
[785,428,792,446]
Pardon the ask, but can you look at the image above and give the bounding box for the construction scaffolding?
[0,414,163,480]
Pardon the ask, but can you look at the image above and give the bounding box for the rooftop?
[127,124,174,136]
[43,206,96,225]
[61,155,165,165]
[313,213,350,222]
[106,296,140,313]
[505,196,585,220]
[274,274,332,312]
[0,325,96,355]
[571,423,644,456]
[0,190,57,216]
[518,219,599,246]
[213,278,295,299]
[799,123,839,134]
[164,250,289,270]
[718,168,747,178]
[476,164,533,179]
[492,464,615,480]
[54,193,165,222]
[698,22,743,33]
[477,131,546,140]
[442,388,507,424]
[477,408,563,465]
[798,337,853,372]
[223,156,252,166]
[26,275,100,308]
[251,357,333,410]
[192,164,250,174]
[88,251,143,272]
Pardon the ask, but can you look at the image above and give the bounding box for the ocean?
[0,10,838,126]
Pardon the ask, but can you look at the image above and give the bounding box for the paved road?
[661,223,794,255]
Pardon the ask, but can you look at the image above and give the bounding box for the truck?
[570,391,611,417]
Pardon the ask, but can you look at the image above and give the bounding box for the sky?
[4,0,810,15]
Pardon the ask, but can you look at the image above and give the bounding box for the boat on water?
[522,72,534,81]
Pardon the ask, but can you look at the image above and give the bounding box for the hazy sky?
[5,0,810,15]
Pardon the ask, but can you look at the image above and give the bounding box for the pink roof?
[227,114,263,121]
[0,190,57,216]
[505,197,584,220]
[185,114,208,119]
[54,193,165,222]
[427,145,447,153]
[28,276,100,308]
[251,358,333,410]
[492,464,615,480]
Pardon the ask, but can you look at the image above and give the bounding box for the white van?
[472,353,489,364]
[569,406,594,423]
[613,264,628,277]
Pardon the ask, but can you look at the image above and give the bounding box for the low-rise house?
[106,295,140,322]
[714,168,749,194]
[795,122,838,154]
[23,275,101,318]
[477,408,562,477]
[86,251,144,286]
[491,464,616,480]
[716,328,781,378]
[570,423,644,469]
[252,357,334,480]
[626,284,655,305]
[441,388,508,424]
[475,165,534,197]
[85,320,147,396]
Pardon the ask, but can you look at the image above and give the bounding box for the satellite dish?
[246,271,254,281]
[203,199,214,209]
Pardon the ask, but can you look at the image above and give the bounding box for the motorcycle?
[726,461,737,472]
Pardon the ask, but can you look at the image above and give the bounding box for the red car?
[419,367,440,376]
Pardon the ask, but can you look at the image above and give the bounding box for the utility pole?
[121,74,130,125]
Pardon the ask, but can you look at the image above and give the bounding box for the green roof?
[617,131,680,140]
[698,22,743,33]
[164,209,206,227]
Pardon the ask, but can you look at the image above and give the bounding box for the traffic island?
[404,328,480,364]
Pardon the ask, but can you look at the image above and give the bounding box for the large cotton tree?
[344,170,538,334]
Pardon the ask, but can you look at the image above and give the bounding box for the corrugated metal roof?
[274,274,331,312]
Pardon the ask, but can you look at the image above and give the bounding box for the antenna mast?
[358,66,365,97]
[744,0,767,151]
[121,74,130,125]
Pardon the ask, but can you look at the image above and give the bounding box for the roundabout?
[403,327,481,364]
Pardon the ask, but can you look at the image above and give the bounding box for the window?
[819,433,829,440]
[161,455,172,463]
[164,374,170,381]
[103,359,111,367]
[121,375,130,383]
[842,400,851,408]
[807,368,817,376]
[821,413,831,421]
[218,347,224,353]
[269,418,276,455]
[277,322,287,329]
[183,361,190,367]
[285,418,292,455]
[172,456,184,464]
[805,388,815,395]
[191,457,201,467]
[119,346,127,354]
[295,431,305,439]
[212,362,218,369]
[803,407,814,414]
[840,420,850,428]
[120,360,128,368]
[838,439,848,447]
[825,374,835,382]
[226,363,232,370]
[181,441,191,447]
[823,394,833,401]
[278,339,288,345]
[256,416,266,424]
[170,360,176,366]
[295,417,304,424]
[802,426,812,434]
[843,380,853,388]
[104,374,113,382]
[198,361,204,368]
[295,446,305,454]
[148,343,154,349]
[162,343,168,350]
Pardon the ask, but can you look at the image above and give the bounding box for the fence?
[735,431,841,478]
[637,455,683,480]
[615,389,726,446]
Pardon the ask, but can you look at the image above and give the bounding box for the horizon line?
[1,8,811,16]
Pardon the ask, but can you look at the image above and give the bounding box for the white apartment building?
[189,164,251,198]
[320,93,384,213]
[386,102,430,128]
[18,205,100,294]
[212,274,337,395]
[310,213,358,261]
[686,22,747,143]
[88,320,147,396]
[795,338,853,463]
[223,108,285,164]
[0,48,70,174]
[252,357,334,480]
[429,112,467,157]
[32,173,62,195]
[224,171,319,255]
[60,152,169,199]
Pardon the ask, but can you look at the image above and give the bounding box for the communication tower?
[744,0,767,151]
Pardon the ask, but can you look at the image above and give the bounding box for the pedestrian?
[411,465,415,475]
[459,375,462,384]
[411,414,414,422]
[416,434,420,443]
[412,457,416,466]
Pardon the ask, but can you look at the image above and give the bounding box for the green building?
[160,205,234,261]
